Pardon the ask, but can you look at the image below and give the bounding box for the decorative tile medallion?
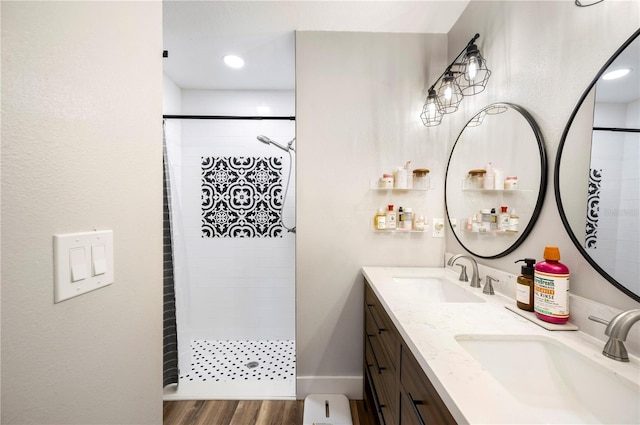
[202,156,283,238]
[586,168,602,249]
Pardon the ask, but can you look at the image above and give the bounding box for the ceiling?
[594,34,640,104]
[162,1,470,91]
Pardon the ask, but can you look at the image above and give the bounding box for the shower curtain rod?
[593,127,640,132]
[163,114,295,121]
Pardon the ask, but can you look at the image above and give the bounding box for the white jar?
[412,169,430,190]
[505,176,518,190]
[379,174,394,189]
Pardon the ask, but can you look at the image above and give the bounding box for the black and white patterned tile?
[201,156,283,238]
[586,168,602,249]
[180,340,295,382]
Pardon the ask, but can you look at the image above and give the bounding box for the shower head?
[256,135,295,152]
[257,135,273,145]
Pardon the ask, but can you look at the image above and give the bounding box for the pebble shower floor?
[180,340,296,382]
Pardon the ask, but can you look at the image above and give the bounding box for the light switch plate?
[432,218,445,237]
[53,230,114,303]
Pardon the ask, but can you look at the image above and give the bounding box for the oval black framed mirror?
[555,28,640,302]
[445,103,547,259]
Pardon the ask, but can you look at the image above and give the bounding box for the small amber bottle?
[515,258,536,311]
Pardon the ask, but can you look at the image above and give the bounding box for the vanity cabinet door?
[400,345,456,425]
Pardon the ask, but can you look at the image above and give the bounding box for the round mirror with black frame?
[555,28,640,302]
[445,102,547,259]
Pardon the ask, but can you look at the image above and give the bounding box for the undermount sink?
[391,277,484,303]
[455,334,640,424]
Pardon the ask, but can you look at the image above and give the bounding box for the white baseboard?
[296,375,363,399]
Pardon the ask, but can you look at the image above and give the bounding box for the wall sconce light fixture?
[421,33,491,127]
[420,88,443,126]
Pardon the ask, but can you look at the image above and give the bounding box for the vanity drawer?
[365,285,399,366]
[400,345,456,425]
[365,335,398,425]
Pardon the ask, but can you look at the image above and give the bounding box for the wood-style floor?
[163,399,377,425]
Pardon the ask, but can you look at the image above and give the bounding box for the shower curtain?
[162,123,179,387]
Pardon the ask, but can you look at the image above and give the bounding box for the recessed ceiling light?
[256,105,271,114]
[601,68,631,80]
[223,54,244,69]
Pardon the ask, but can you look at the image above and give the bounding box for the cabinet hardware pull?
[407,392,427,425]
[366,304,386,333]
[365,367,385,416]
[366,335,386,373]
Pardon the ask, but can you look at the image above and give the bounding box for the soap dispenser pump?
[515,258,536,311]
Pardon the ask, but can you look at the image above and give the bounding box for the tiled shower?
[587,100,640,291]
[163,89,296,399]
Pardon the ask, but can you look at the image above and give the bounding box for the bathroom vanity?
[364,281,456,425]
[361,266,640,425]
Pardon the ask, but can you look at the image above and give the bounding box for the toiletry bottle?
[466,217,472,232]
[471,213,479,232]
[484,162,494,190]
[398,207,405,229]
[490,208,498,231]
[395,166,407,189]
[374,208,386,230]
[534,246,570,324]
[415,215,425,231]
[404,207,413,230]
[386,205,397,230]
[498,206,509,231]
[515,258,536,312]
[480,208,491,232]
[494,168,504,190]
[508,209,519,232]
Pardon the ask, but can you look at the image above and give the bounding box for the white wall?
[1,2,163,424]
[445,1,640,311]
[296,31,448,397]
[295,2,640,399]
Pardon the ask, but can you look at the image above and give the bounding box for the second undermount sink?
[455,334,640,424]
[392,277,484,303]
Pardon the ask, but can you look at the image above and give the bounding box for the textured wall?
[445,1,640,311]
[1,2,163,423]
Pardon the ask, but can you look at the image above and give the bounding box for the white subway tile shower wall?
[181,123,295,341]
[172,91,296,377]
[590,101,640,295]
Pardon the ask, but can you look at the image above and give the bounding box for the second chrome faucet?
[447,254,481,288]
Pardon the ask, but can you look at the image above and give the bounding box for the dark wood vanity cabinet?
[400,345,457,425]
[364,280,457,425]
[364,281,400,425]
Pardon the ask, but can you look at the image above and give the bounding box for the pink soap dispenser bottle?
[534,246,570,324]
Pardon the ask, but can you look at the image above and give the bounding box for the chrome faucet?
[455,264,468,282]
[483,275,499,295]
[447,254,481,288]
[589,309,640,362]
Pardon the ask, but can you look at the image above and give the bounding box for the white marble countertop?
[361,266,640,425]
